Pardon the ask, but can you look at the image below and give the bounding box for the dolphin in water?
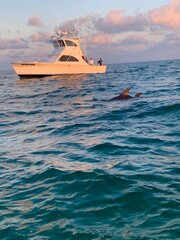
[111,88,143,100]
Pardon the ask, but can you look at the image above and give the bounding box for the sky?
[0,0,180,69]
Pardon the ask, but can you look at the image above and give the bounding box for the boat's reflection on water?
[16,73,89,88]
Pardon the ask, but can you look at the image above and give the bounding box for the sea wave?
[0,60,180,239]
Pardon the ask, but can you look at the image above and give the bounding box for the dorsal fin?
[120,88,131,96]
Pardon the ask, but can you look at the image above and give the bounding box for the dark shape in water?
[111,88,143,100]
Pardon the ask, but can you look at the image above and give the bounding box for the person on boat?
[89,57,94,66]
[97,58,103,65]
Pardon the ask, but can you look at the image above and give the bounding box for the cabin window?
[53,40,65,48]
[59,55,79,62]
[58,40,65,47]
[65,40,77,46]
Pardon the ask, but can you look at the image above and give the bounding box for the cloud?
[29,32,50,42]
[88,33,112,45]
[79,0,180,35]
[95,10,149,33]
[28,16,42,27]
[57,20,76,31]
[0,38,29,50]
[149,0,180,30]
[1,1,180,69]
[87,1,180,57]
[118,34,160,53]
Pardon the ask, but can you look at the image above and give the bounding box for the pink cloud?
[55,15,93,34]
[28,16,42,27]
[84,1,180,34]
[29,32,50,42]
[88,33,112,45]
[149,0,180,30]
[1,2,179,69]
[94,11,149,33]
[106,10,124,25]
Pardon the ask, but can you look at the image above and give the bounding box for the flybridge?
[52,39,78,49]
[50,30,78,40]
[50,30,79,48]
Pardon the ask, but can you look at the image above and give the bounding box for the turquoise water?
[0,60,179,239]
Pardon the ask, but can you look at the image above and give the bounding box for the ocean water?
[0,59,179,240]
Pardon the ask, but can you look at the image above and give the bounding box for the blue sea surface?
[0,60,180,239]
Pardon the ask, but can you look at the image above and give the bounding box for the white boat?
[12,30,107,79]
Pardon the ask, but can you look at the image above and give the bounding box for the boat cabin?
[49,32,86,64]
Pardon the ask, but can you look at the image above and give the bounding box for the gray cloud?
[28,16,42,27]
[0,38,29,50]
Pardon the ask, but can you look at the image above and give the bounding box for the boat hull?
[12,62,107,79]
